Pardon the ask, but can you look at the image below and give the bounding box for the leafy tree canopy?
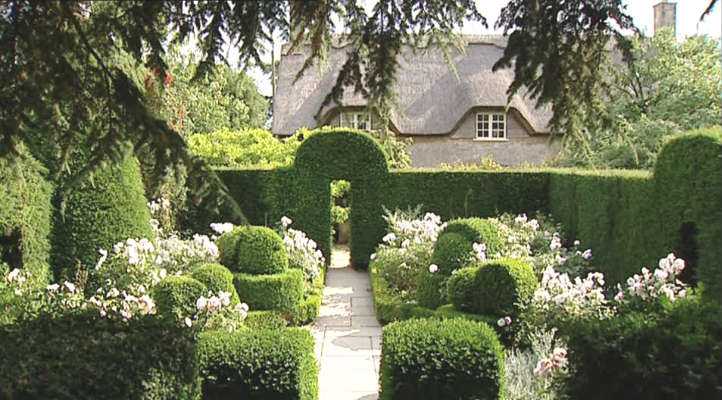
[556,29,722,169]
[143,47,269,136]
[13,0,722,190]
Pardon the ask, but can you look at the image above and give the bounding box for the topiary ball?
[191,263,240,305]
[220,226,288,275]
[430,232,474,274]
[153,276,207,321]
[380,318,505,400]
[441,218,504,257]
[448,258,537,317]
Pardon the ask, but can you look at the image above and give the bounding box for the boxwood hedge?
[197,327,318,400]
[191,263,240,305]
[233,269,305,316]
[379,318,505,400]
[153,276,208,322]
[218,226,288,274]
[0,313,200,400]
[447,258,537,318]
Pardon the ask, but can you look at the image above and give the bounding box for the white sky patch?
[240,0,721,97]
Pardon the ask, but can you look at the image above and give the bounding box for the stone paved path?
[312,246,381,400]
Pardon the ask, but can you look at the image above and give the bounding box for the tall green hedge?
[213,128,722,294]
[52,153,153,277]
[0,147,53,285]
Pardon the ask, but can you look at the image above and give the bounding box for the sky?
[244,0,722,97]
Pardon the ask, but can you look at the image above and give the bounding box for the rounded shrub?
[448,258,537,317]
[441,218,504,256]
[233,269,304,315]
[415,271,449,310]
[191,263,239,305]
[430,232,474,274]
[0,146,53,285]
[379,318,505,400]
[153,276,207,321]
[219,226,288,274]
[52,153,153,277]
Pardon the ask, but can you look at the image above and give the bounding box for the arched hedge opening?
[294,129,389,268]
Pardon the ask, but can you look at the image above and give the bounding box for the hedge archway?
[294,129,389,268]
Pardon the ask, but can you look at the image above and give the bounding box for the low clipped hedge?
[448,258,537,318]
[371,264,516,345]
[233,269,304,316]
[52,153,153,277]
[379,318,505,400]
[153,276,208,321]
[191,263,240,305]
[0,313,200,399]
[0,146,53,286]
[197,327,318,400]
[218,226,288,275]
[562,296,722,400]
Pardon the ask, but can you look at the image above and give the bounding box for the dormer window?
[340,111,372,131]
[476,112,506,140]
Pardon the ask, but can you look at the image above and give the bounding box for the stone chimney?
[653,1,676,35]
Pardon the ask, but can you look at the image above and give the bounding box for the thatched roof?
[272,35,552,136]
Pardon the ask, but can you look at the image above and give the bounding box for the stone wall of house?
[404,110,560,167]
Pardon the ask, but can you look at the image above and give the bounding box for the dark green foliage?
[243,311,288,330]
[0,147,53,286]
[153,276,207,321]
[415,271,449,310]
[218,226,288,275]
[383,170,550,220]
[441,218,504,255]
[52,154,153,277]
[371,264,517,345]
[294,129,389,267]
[0,313,200,400]
[379,318,505,400]
[430,232,474,274]
[653,129,722,304]
[447,258,537,318]
[216,130,722,293]
[233,269,304,316]
[563,296,722,400]
[191,263,239,305]
[197,328,318,400]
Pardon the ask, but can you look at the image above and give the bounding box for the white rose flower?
[428,264,439,273]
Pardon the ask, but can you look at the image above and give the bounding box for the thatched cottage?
[271,35,559,167]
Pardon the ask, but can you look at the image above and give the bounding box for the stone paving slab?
[314,246,382,400]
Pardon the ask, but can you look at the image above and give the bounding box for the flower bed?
[372,208,722,399]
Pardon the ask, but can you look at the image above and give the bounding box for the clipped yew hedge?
[52,153,153,277]
[211,128,722,294]
[0,146,53,285]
